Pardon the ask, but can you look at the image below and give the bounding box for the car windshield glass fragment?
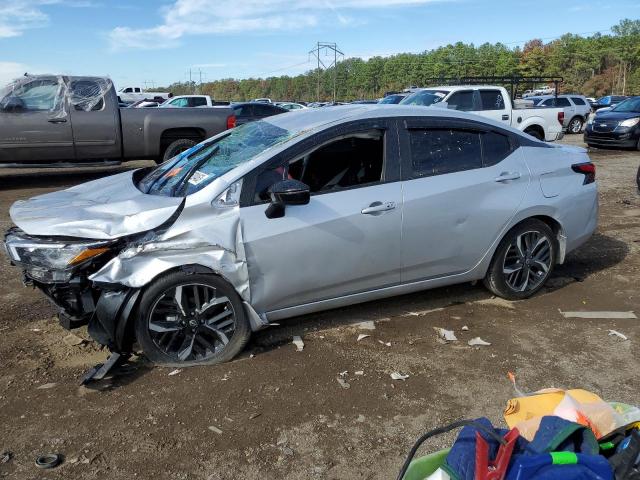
[400,90,447,106]
[612,98,640,113]
[138,120,293,197]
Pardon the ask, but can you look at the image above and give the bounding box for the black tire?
[135,271,250,367]
[524,128,544,141]
[567,117,583,134]
[483,219,556,300]
[162,138,197,162]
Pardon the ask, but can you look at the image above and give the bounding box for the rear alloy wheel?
[568,117,583,134]
[135,272,250,366]
[484,219,556,300]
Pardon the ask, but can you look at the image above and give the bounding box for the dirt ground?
[0,136,639,480]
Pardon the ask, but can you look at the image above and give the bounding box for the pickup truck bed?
[0,75,235,167]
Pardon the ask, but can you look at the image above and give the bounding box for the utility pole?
[308,42,344,102]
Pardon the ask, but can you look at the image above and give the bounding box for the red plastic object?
[475,428,520,480]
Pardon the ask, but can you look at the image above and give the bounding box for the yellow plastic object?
[504,389,617,440]
[402,448,450,480]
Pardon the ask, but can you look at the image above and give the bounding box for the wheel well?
[570,115,584,123]
[525,215,566,264]
[523,124,544,139]
[160,128,206,153]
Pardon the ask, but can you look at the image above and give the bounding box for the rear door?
[398,118,531,282]
[477,89,510,125]
[0,76,75,164]
[68,78,121,161]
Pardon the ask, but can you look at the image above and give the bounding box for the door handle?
[501,114,510,121]
[361,201,396,215]
[48,118,67,124]
[495,172,521,182]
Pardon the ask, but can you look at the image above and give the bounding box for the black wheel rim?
[502,230,552,292]
[147,283,236,362]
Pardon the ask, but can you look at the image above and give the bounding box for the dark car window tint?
[571,97,586,106]
[555,97,571,107]
[481,131,512,167]
[447,91,475,111]
[191,97,207,107]
[409,129,482,177]
[253,104,281,116]
[541,98,554,106]
[233,105,251,116]
[479,90,505,110]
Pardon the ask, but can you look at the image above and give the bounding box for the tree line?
[159,19,640,102]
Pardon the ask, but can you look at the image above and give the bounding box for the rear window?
[447,91,475,111]
[409,129,482,177]
[555,97,571,107]
[481,131,512,167]
[571,97,586,106]
[479,90,505,110]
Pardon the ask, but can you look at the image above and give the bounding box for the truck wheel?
[162,139,197,162]
[134,271,251,367]
[568,117,583,134]
[524,127,544,141]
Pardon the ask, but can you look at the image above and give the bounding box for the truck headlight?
[619,117,640,128]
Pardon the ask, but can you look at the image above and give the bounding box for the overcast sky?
[1,0,638,89]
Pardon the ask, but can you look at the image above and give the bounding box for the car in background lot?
[231,102,288,125]
[591,95,628,111]
[584,96,640,150]
[379,93,409,104]
[400,85,564,141]
[117,86,171,104]
[0,75,235,166]
[525,95,592,133]
[160,95,214,108]
[3,104,597,368]
[276,102,307,111]
[253,98,272,104]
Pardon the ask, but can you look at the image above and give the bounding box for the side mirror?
[265,180,310,219]
[1,96,25,112]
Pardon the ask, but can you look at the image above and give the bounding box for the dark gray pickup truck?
[0,75,236,167]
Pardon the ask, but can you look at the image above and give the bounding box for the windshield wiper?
[170,145,220,197]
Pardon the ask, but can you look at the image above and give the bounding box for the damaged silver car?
[4,105,598,373]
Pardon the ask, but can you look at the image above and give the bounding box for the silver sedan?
[4,105,598,369]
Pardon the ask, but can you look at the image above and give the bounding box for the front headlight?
[4,234,110,270]
[619,117,640,128]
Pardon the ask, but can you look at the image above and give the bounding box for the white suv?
[528,95,592,134]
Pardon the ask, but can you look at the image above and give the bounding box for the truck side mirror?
[265,180,310,219]
[1,96,26,112]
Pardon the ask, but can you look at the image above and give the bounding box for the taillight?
[571,162,595,184]
[557,111,565,125]
[226,115,236,129]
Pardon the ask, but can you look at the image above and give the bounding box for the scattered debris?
[249,412,262,420]
[559,310,637,319]
[1,451,12,464]
[30,328,42,332]
[461,325,469,331]
[338,370,348,377]
[608,330,629,341]
[356,414,366,423]
[37,383,57,390]
[336,377,351,389]
[356,334,370,342]
[168,369,182,376]
[433,327,457,342]
[208,426,223,435]
[404,307,444,317]
[35,453,63,469]
[292,336,304,352]
[354,320,376,330]
[468,337,491,346]
[390,372,409,381]
[475,297,515,309]
[377,340,392,347]
[354,370,364,376]
[62,333,85,346]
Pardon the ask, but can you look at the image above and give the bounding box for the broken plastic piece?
[337,377,351,389]
[608,330,628,341]
[168,369,182,376]
[355,370,364,376]
[434,327,457,342]
[462,325,469,331]
[378,340,392,347]
[559,310,637,319]
[357,334,370,342]
[468,337,491,346]
[391,372,409,380]
[292,335,304,351]
[355,320,376,330]
[208,426,223,434]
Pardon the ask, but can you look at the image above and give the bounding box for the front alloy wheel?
[568,117,583,134]
[135,272,250,366]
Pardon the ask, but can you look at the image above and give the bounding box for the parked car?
[0,75,235,166]
[584,96,640,150]
[350,100,379,104]
[591,95,628,111]
[117,86,171,104]
[379,93,409,104]
[253,98,272,104]
[400,86,565,141]
[275,102,307,111]
[129,100,161,108]
[3,105,598,371]
[231,102,288,126]
[160,95,214,108]
[525,95,592,134]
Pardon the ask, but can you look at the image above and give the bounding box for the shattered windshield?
[138,121,294,197]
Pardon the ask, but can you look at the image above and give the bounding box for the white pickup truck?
[160,95,213,108]
[117,86,171,104]
[400,85,565,141]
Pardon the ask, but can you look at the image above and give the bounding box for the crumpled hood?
[10,170,183,240]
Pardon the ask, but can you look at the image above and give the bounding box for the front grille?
[592,120,618,132]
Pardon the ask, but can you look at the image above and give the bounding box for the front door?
[398,118,531,282]
[239,121,402,313]
[0,76,75,164]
